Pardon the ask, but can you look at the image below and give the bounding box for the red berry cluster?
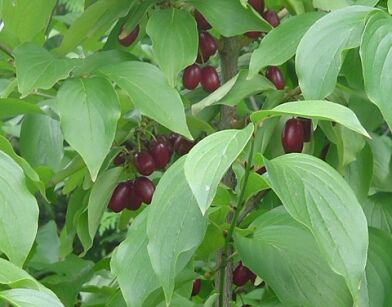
[233,262,256,287]
[118,24,140,47]
[245,0,280,39]
[281,117,312,153]
[182,11,220,93]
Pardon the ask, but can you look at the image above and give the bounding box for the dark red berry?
[174,137,196,155]
[183,64,202,90]
[118,24,140,47]
[245,31,262,39]
[194,10,211,30]
[196,52,210,64]
[134,151,156,176]
[298,117,312,142]
[191,279,201,296]
[249,0,265,14]
[201,66,220,92]
[156,135,174,155]
[134,177,155,205]
[233,263,251,287]
[199,32,217,58]
[256,166,266,175]
[149,141,171,169]
[113,153,126,166]
[266,66,285,90]
[263,10,280,27]
[282,118,304,153]
[108,182,131,213]
[169,133,181,146]
[124,181,143,211]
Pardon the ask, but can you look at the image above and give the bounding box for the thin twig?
[0,43,13,58]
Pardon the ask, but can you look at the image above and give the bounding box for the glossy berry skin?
[108,182,131,213]
[134,177,155,205]
[263,10,280,27]
[266,66,285,90]
[134,151,156,176]
[149,141,171,169]
[183,64,202,90]
[233,263,251,287]
[199,32,217,58]
[194,10,211,30]
[245,31,262,39]
[169,133,181,146]
[174,137,196,155]
[156,135,174,155]
[124,181,143,211]
[118,25,140,47]
[191,279,201,296]
[201,66,220,92]
[248,0,265,14]
[282,118,304,154]
[298,117,312,142]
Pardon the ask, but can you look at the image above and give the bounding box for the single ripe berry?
[149,141,171,169]
[298,117,312,142]
[233,263,251,287]
[174,137,196,155]
[194,10,211,30]
[183,64,202,90]
[201,66,220,92]
[134,177,155,205]
[191,279,201,296]
[249,0,265,14]
[263,10,280,27]
[199,32,217,58]
[245,31,262,39]
[134,151,156,176]
[256,166,266,175]
[118,24,140,47]
[124,180,143,211]
[156,135,174,155]
[282,118,304,153]
[266,66,285,90]
[108,182,131,213]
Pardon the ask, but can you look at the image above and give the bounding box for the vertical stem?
[215,36,241,307]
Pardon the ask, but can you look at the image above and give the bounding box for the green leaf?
[389,0,392,14]
[147,157,208,303]
[296,5,374,99]
[147,8,198,87]
[234,207,352,307]
[1,0,56,45]
[101,61,192,139]
[251,100,369,138]
[243,172,269,202]
[112,211,160,307]
[0,151,39,266]
[57,77,121,181]
[14,43,78,97]
[188,0,271,36]
[0,98,43,119]
[313,0,350,10]
[249,12,324,78]
[264,154,368,303]
[369,134,392,192]
[20,114,64,171]
[361,193,392,234]
[360,11,392,131]
[56,0,132,55]
[88,167,123,246]
[0,288,64,307]
[184,124,254,214]
[366,228,392,306]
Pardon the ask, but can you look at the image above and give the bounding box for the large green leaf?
[1,0,56,45]
[112,211,160,307]
[20,114,64,171]
[0,98,43,119]
[249,12,324,78]
[184,124,254,214]
[361,193,392,234]
[360,12,392,131]
[234,207,352,306]
[0,288,64,307]
[14,43,78,97]
[88,167,123,245]
[147,157,208,304]
[188,0,271,36]
[101,62,192,139]
[56,77,121,181]
[366,228,392,307]
[296,5,374,99]
[369,134,392,192]
[0,151,39,266]
[147,9,198,87]
[264,154,368,303]
[251,100,369,138]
